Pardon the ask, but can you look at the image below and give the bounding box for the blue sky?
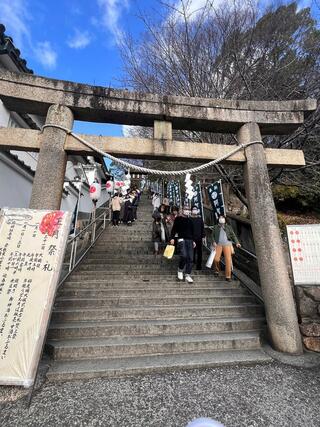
[0,0,318,141]
[0,0,161,138]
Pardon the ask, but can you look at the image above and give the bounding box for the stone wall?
[295,287,320,352]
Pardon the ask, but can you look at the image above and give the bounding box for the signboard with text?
[287,224,320,285]
[0,208,71,387]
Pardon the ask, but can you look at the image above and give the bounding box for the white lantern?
[106,180,114,193]
[115,180,125,189]
[89,182,101,201]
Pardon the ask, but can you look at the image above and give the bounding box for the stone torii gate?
[0,70,316,356]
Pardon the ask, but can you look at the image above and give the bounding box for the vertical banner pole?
[198,181,204,220]
[219,179,226,216]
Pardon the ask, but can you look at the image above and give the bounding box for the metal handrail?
[58,205,110,286]
[237,246,257,259]
[67,209,109,244]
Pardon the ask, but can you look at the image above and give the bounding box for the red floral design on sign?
[90,186,96,193]
[39,211,64,236]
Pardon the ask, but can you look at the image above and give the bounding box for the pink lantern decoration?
[106,180,114,192]
[115,181,124,189]
[89,182,101,201]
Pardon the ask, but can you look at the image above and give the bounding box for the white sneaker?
[177,270,184,281]
[185,274,193,283]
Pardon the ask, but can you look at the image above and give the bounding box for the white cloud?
[173,0,223,19]
[34,41,57,69]
[97,0,130,42]
[0,0,31,49]
[1,0,58,69]
[172,0,251,21]
[122,125,134,137]
[67,29,92,49]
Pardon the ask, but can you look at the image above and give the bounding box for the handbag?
[163,244,175,259]
[206,249,216,268]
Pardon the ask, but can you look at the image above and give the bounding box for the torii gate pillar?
[29,104,74,210]
[238,122,303,354]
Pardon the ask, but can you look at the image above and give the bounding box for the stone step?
[92,246,154,252]
[107,224,152,227]
[66,270,236,287]
[63,280,240,289]
[51,304,264,322]
[58,287,248,298]
[75,266,208,272]
[105,228,153,232]
[96,239,152,243]
[90,253,157,258]
[46,349,271,381]
[59,280,241,294]
[82,257,177,263]
[91,247,155,253]
[48,316,265,340]
[46,330,262,361]
[97,238,152,242]
[71,268,216,275]
[107,222,152,226]
[85,254,177,260]
[68,274,224,281]
[54,295,256,308]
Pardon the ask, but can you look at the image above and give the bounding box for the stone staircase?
[46,197,270,381]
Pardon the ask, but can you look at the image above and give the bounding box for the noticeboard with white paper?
[287,224,320,285]
[0,208,71,387]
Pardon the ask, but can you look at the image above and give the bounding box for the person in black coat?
[190,207,205,270]
[169,205,196,283]
[123,194,134,225]
[131,191,139,221]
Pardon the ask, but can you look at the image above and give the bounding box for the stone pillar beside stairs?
[238,122,303,355]
[29,104,74,210]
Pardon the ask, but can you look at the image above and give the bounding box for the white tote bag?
[206,249,216,268]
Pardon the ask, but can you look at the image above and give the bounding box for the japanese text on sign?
[287,224,320,285]
[0,208,71,387]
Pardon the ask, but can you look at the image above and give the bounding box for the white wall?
[0,154,109,212]
[0,155,33,208]
[0,100,10,127]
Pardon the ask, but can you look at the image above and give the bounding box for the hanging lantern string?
[42,124,263,176]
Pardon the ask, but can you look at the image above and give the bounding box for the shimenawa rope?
[42,123,263,176]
